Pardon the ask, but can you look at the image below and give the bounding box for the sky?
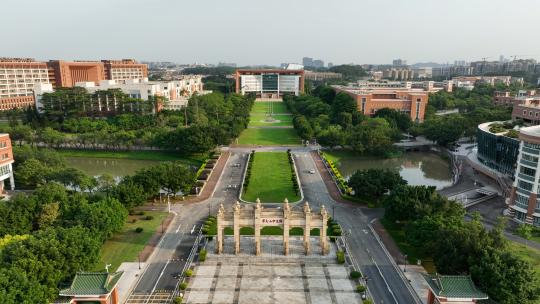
[2,0,540,66]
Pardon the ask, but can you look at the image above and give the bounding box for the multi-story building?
[47,59,148,88]
[494,90,538,106]
[0,58,50,110]
[476,121,520,177]
[102,59,148,83]
[304,71,342,81]
[392,59,407,67]
[235,69,304,98]
[0,134,14,192]
[332,85,429,122]
[382,68,415,81]
[508,125,540,226]
[512,96,540,124]
[35,76,205,113]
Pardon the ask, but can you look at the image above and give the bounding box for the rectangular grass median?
[242,152,300,203]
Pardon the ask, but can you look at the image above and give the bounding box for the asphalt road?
[132,152,247,293]
[130,149,419,303]
[293,151,419,304]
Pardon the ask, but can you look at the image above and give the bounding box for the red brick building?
[0,134,14,192]
[0,58,50,110]
[333,86,429,122]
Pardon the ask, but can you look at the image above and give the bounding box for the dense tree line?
[2,92,254,154]
[418,84,513,145]
[0,146,199,302]
[347,167,540,302]
[286,87,409,156]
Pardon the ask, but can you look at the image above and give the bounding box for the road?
[129,149,419,303]
[293,151,419,304]
[130,152,248,295]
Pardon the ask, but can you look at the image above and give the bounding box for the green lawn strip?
[56,149,205,166]
[251,102,289,114]
[93,211,168,272]
[243,152,300,203]
[380,218,437,273]
[237,128,301,146]
[509,242,540,281]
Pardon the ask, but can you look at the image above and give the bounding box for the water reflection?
[334,152,452,189]
[65,157,160,179]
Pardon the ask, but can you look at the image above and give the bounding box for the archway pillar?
[303,202,311,255]
[320,206,329,255]
[283,199,291,255]
[254,199,262,255]
[233,201,241,255]
[216,204,225,254]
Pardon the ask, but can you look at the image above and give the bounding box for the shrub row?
[287,149,300,196]
[243,150,255,192]
[202,216,216,235]
[321,152,352,195]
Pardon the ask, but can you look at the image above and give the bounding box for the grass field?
[242,152,300,203]
[251,102,290,114]
[237,128,301,146]
[509,242,540,281]
[57,149,205,166]
[249,114,293,127]
[94,211,169,272]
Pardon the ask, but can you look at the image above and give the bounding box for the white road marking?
[175,224,182,234]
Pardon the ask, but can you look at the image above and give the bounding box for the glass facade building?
[476,122,520,176]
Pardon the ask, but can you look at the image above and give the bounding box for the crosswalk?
[125,291,175,304]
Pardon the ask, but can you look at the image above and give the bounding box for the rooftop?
[422,274,488,300]
[59,271,123,296]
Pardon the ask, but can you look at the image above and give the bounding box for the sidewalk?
[372,220,429,304]
[116,262,146,304]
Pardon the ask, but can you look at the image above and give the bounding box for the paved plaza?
[183,237,362,304]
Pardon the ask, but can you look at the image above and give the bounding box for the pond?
[329,151,453,190]
[65,157,160,179]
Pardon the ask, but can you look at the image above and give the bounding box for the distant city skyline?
[2,0,539,66]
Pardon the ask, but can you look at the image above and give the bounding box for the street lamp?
[138,253,141,270]
[167,194,171,214]
[404,254,408,272]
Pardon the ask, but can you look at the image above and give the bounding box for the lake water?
[65,157,160,178]
[331,151,453,190]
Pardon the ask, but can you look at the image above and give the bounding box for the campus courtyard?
[237,101,301,146]
[183,237,362,304]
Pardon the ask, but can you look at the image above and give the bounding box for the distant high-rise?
[328,62,334,68]
[218,62,237,67]
[392,59,407,67]
[302,57,314,67]
[313,60,324,68]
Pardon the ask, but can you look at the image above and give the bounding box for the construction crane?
[510,55,533,61]
[481,57,490,62]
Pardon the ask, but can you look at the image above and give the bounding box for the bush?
[333,228,342,236]
[131,218,137,223]
[173,296,183,304]
[135,227,144,233]
[179,282,188,290]
[137,211,145,215]
[356,284,366,293]
[184,269,193,277]
[337,250,345,264]
[350,271,362,279]
[144,215,154,220]
[363,299,373,304]
[199,249,207,262]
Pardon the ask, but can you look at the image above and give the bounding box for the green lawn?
[249,114,293,127]
[237,128,301,146]
[93,211,169,272]
[56,149,205,166]
[509,242,540,281]
[242,152,300,203]
[251,102,289,114]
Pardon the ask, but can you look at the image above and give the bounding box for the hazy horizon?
[2,0,540,66]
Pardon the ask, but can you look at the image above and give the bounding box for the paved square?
[184,237,362,304]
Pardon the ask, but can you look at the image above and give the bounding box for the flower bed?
[320,152,352,195]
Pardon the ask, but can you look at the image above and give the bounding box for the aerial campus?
[1,1,540,304]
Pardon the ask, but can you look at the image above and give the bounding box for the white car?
[309,169,316,174]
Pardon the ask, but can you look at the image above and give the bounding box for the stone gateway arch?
[216,199,329,256]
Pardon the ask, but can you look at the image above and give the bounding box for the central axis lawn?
[237,128,301,145]
[242,152,300,203]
